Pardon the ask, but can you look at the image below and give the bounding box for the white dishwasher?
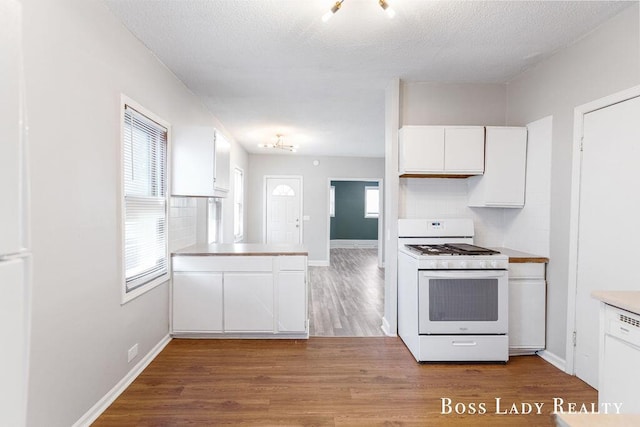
[598,303,640,413]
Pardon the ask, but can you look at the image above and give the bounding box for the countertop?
[173,243,308,257]
[491,247,549,263]
[591,290,640,316]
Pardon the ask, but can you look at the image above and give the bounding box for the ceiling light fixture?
[322,0,344,22]
[258,134,298,152]
[322,0,395,22]
[378,0,396,19]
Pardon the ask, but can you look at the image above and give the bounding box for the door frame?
[565,84,640,375]
[326,177,384,268]
[262,175,304,244]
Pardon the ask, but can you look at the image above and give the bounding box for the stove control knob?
[490,260,499,268]
[440,261,449,268]
[478,261,487,269]
[428,261,438,269]
[459,261,467,268]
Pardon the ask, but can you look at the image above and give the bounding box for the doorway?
[263,176,302,244]
[567,86,640,389]
[309,178,385,337]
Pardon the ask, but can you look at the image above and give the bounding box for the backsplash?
[169,197,198,251]
[399,178,506,247]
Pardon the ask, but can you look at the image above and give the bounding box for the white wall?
[223,136,250,244]
[505,3,640,362]
[246,154,384,263]
[21,0,245,425]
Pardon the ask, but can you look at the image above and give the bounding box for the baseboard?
[308,260,329,267]
[72,334,172,427]
[536,349,566,372]
[381,317,396,337]
[330,239,378,249]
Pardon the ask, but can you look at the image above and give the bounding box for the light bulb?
[322,1,342,23]
[379,0,395,19]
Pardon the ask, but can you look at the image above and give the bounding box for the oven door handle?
[421,270,506,279]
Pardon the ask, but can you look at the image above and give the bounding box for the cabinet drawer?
[173,256,273,272]
[509,263,545,279]
[278,256,306,271]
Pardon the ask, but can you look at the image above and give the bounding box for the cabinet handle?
[620,327,630,333]
[452,341,477,347]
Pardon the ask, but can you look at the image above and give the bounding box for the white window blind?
[123,105,168,293]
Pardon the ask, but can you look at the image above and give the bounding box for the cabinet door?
[485,127,527,206]
[171,126,215,197]
[277,271,307,332]
[398,126,445,173]
[444,127,485,173]
[172,272,223,332]
[213,130,230,196]
[224,273,274,332]
[508,279,546,349]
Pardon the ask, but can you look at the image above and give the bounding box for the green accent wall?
[330,181,378,240]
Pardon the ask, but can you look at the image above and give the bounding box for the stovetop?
[405,243,500,256]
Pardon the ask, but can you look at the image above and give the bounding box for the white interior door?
[265,177,302,244]
[574,95,640,389]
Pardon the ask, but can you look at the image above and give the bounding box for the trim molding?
[72,334,172,427]
[330,239,378,249]
[308,260,329,267]
[536,349,566,373]
[381,317,396,337]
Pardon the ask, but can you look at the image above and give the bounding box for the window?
[365,186,379,218]
[233,167,244,242]
[207,198,222,244]
[271,184,295,196]
[122,101,169,301]
[330,186,335,217]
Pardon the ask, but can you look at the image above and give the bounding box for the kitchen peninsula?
[172,243,309,338]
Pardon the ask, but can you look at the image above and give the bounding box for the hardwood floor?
[309,248,385,337]
[94,338,596,426]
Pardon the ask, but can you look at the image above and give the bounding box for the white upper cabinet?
[398,125,484,176]
[467,126,527,208]
[171,127,230,197]
[443,127,485,174]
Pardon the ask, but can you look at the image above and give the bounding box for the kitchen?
[2,1,639,426]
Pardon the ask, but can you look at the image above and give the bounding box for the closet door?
[574,95,640,389]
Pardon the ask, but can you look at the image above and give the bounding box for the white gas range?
[397,219,509,362]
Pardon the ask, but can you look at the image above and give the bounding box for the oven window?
[429,279,498,321]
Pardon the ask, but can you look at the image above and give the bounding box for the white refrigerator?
[0,1,31,426]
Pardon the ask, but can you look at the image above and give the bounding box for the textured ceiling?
[105,0,633,158]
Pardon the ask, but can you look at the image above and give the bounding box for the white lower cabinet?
[277,271,307,332]
[224,273,274,332]
[172,272,223,332]
[171,255,308,337]
[508,262,546,355]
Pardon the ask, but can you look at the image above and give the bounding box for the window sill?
[121,273,169,305]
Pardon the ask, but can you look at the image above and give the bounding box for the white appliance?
[598,304,640,413]
[397,219,509,362]
[0,1,31,425]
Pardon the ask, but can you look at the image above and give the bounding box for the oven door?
[418,269,508,334]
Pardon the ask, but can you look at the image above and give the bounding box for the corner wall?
[505,3,640,362]
[21,0,245,425]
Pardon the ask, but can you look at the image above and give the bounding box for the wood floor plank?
[94,338,596,426]
[309,248,384,337]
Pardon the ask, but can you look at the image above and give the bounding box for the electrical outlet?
[127,343,138,363]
